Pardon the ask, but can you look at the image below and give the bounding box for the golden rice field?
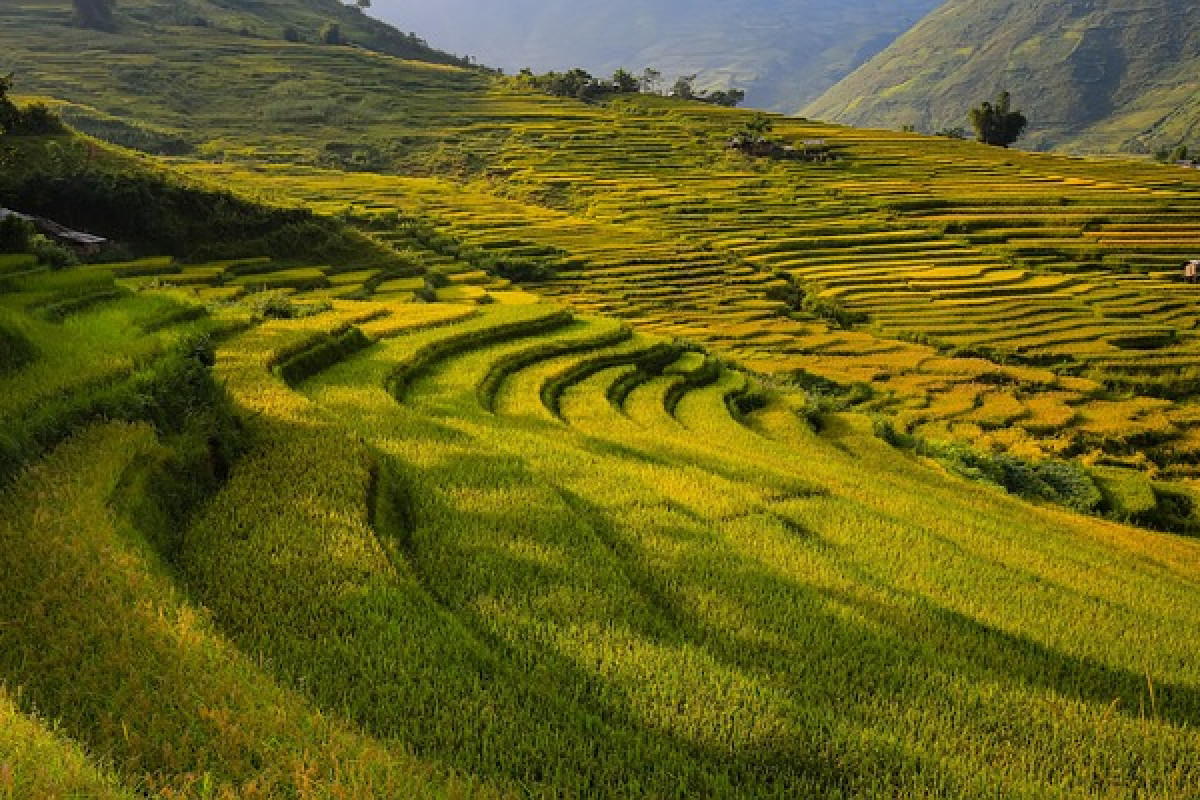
[157,80,1200,485]
[4,261,1200,796]
[8,0,1200,475]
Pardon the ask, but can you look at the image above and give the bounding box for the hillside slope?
[3,235,1200,796]
[369,0,940,112]
[804,0,1200,152]
[6,5,1200,796]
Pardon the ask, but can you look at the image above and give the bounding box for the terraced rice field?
[6,257,1200,796]
[173,106,1200,479]
[9,0,1200,475]
[9,5,1200,796]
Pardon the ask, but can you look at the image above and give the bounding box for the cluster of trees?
[518,67,743,107]
[968,91,1027,148]
[72,0,116,30]
[0,75,63,137]
[667,74,745,107]
[1153,143,1194,164]
[0,167,373,264]
[517,67,647,101]
[728,113,774,148]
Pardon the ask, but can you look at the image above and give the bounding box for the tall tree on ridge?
[969,91,1027,147]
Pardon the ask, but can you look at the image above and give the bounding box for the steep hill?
[369,0,940,111]
[805,0,1200,153]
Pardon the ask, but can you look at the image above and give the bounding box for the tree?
[319,21,342,45]
[744,113,773,140]
[705,88,745,108]
[640,68,661,94]
[0,74,18,134]
[671,74,697,100]
[969,91,1027,147]
[355,0,371,8]
[546,68,598,100]
[611,68,639,94]
[72,0,115,30]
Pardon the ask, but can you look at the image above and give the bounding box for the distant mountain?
[804,0,1200,153]
[367,0,941,112]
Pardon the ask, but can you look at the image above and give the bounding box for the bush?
[802,295,867,329]
[0,315,37,374]
[873,418,1103,513]
[319,21,342,45]
[0,333,243,491]
[1,169,381,264]
[0,214,33,253]
[29,234,78,268]
[7,104,64,135]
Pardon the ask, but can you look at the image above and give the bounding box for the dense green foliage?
[969,91,1028,148]
[0,314,238,490]
[0,74,63,136]
[0,215,34,253]
[0,136,388,264]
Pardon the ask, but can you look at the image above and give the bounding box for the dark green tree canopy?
[0,74,61,136]
[969,91,1027,147]
[0,74,18,133]
[670,74,697,100]
[611,69,639,94]
[319,21,343,45]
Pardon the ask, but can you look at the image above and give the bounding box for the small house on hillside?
[0,208,108,257]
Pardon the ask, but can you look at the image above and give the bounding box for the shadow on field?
[177,399,1200,797]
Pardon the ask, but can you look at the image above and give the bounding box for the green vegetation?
[7,260,1200,795]
[0,73,61,136]
[969,91,1027,148]
[0,133,391,265]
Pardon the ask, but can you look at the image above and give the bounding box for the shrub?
[319,21,342,45]
[0,169,382,264]
[0,315,37,374]
[8,104,64,135]
[874,420,1103,513]
[0,214,33,253]
[0,333,242,490]
[29,234,78,268]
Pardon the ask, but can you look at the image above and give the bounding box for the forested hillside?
[806,0,1200,153]
[369,0,939,111]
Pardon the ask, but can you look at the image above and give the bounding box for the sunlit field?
[5,2,1200,795]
